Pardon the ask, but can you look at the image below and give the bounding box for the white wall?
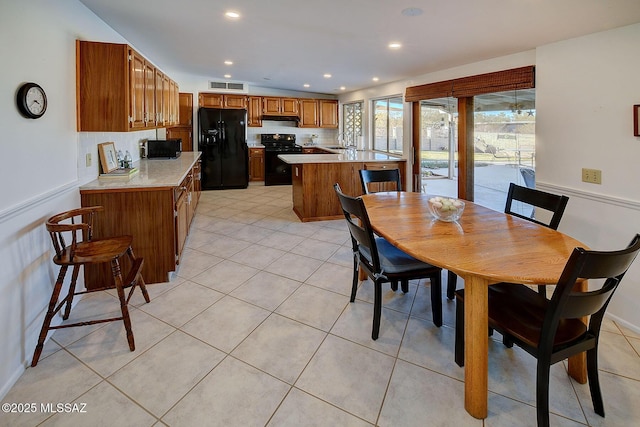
[535,24,640,329]
[0,0,160,399]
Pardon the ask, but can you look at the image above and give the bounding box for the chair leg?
[32,266,68,367]
[400,279,409,293]
[372,279,382,340]
[127,247,150,303]
[350,257,359,303]
[536,357,552,427]
[446,271,458,300]
[430,274,443,327]
[587,347,605,416]
[537,285,547,297]
[390,280,398,291]
[502,335,514,348]
[62,265,81,320]
[454,295,464,367]
[111,258,135,352]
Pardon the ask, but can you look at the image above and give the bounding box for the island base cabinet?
[292,162,362,222]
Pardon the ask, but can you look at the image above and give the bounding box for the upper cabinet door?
[223,94,247,109]
[262,97,281,114]
[281,98,299,115]
[298,99,318,128]
[319,99,339,128]
[130,50,146,129]
[178,93,193,127]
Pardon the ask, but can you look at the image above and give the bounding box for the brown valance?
[405,66,535,102]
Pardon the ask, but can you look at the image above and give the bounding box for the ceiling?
[78,0,640,95]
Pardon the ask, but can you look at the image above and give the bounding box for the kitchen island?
[279,150,406,221]
[79,152,201,288]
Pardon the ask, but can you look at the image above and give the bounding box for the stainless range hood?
[261,115,300,122]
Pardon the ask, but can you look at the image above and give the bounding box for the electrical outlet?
[86,153,92,167]
[582,168,601,184]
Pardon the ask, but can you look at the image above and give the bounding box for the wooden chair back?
[359,169,402,194]
[505,182,568,230]
[544,234,640,347]
[334,183,381,275]
[46,206,104,263]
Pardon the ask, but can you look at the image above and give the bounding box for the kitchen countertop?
[278,150,404,164]
[80,151,202,191]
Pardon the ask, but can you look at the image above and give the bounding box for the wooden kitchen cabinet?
[262,97,299,115]
[79,155,201,288]
[167,92,194,151]
[76,40,179,132]
[249,147,265,181]
[298,98,319,128]
[247,96,262,127]
[291,159,406,221]
[199,93,247,109]
[319,99,339,128]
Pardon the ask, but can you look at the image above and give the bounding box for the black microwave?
[147,139,182,158]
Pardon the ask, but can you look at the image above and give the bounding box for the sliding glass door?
[473,89,535,211]
[417,89,535,212]
[418,99,458,197]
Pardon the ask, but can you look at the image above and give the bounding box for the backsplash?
[78,129,158,184]
[247,122,338,146]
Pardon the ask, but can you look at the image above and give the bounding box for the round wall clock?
[16,82,47,119]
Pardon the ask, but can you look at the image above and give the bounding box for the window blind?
[405,66,535,102]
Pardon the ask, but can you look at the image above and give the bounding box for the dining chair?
[446,182,569,300]
[32,206,150,367]
[359,168,401,194]
[454,234,640,427]
[334,183,443,340]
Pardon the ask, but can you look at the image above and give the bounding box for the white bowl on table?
[428,196,465,222]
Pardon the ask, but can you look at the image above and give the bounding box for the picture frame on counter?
[98,142,118,173]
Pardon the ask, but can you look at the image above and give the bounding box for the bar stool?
[32,206,150,367]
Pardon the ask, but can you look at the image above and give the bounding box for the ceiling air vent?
[208,81,248,93]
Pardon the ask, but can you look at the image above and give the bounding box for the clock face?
[17,82,47,118]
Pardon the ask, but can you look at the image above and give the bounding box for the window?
[372,96,403,154]
[342,101,363,147]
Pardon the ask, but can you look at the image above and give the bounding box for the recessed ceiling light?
[388,42,402,49]
[340,86,346,91]
[303,84,310,88]
[372,77,379,82]
[401,7,423,17]
[224,60,233,65]
[224,74,231,78]
[225,11,240,19]
[323,73,332,78]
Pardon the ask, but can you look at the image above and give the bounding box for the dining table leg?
[463,274,489,419]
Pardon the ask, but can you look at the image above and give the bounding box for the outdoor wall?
[535,23,640,329]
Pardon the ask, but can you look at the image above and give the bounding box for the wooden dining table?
[361,191,588,419]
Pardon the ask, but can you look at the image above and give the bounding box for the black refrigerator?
[198,107,249,190]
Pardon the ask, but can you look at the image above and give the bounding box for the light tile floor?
[2,184,640,426]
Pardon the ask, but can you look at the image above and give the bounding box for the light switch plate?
[86,153,92,167]
[582,168,601,184]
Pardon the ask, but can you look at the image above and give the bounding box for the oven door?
[264,149,294,186]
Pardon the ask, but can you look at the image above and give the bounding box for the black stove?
[261,134,302,152]
[261,134,302,185]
